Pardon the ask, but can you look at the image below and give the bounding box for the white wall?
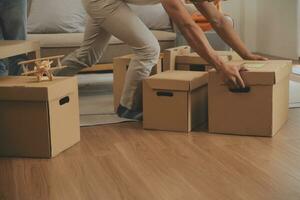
[222,0,257,52]
[222,0,243,36]
[241,0,257,52]
[222,0,299,59]
[298,1,300,58]
[256,0,298,59]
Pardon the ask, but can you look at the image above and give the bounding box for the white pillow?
[27,0,86,33]
[129,4,172,30]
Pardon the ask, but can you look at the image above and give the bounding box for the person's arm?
[191,0,266,60]
[160,0,247,87]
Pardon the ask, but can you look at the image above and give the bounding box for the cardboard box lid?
[209,60,292,86]
[145,71,208,91]
[0,76,78,101]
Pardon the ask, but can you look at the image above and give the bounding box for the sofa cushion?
[128,4,172,30]
[27,0,86,33]
[27,30,176,48]
[27,0,171,33]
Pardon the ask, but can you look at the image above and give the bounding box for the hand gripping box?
[208,60,292,137]
[143,71,208,132]
[0,76,80,158]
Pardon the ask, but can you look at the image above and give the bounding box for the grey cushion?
[27,0,86,33]
[27,1,171,34]
[128,4,171,30]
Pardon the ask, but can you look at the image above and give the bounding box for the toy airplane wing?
[22,70,39,76]
[47,66,67,72]
[18,55,64,65]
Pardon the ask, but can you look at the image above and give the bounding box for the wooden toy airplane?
[18,55,66,81]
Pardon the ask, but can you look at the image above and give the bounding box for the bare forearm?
[179,23,226,70]
[161,0,226,71]
[192,1,252,59]
[208,15,251,59]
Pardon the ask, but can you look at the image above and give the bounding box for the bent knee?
[134,41,160,63]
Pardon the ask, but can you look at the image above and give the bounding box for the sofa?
[27,0,231,65]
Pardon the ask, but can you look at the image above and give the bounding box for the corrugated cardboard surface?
[190,86,208,130]
[143,82,189,131]
[48,79,80,157]
[272,77,289,135]
[208,60,292,136]
[146,71,208,91]
[163,46,191,71]
[0,76,76,101]
[175,51,243,66]
[0,76,80,158]
[208,84,274,136]
[143,71,208,132]
[0,101,51,157]
[209,60,292,86]
[162,46,242,71]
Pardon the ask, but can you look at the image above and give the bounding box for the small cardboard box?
[208,60,292,137]
[0,76,80,158]
[113,54,163,111]
[143,71,208,132]
[163,46,243,71]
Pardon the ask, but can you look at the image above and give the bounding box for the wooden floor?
[1,109,300,200]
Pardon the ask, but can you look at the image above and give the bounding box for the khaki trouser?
[58,0,160,111]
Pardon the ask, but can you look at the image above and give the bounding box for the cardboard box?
[0,76,80,158]
[163,46,243,71]
[113,54,163,111]
[208,60,292,137]
[143,71,208,132]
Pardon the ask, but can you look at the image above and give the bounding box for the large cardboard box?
[208,60,292,137]
[163,46,243,71]
[0,76,80,158]
[113,54,163,111]
[143,71,208,132]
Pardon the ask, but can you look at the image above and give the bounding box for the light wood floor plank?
[1,110,300,200]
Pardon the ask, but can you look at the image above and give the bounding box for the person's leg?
[1,0,27,75]
[58,0,159,119]
[1,0,26,40]
[55,16,112,76]
[99,3,160,117]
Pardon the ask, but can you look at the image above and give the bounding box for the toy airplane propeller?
[18,55,67,82]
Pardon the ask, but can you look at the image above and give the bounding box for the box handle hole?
[229,87,251,93]
[59,96,70,105]
[156,91,174,97]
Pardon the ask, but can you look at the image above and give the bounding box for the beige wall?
[222,0,257,52]
[256,0,298,59]
[222,0,298,59]
[222,0,244,44]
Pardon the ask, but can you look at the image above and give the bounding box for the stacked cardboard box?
[142,47,243,133]
[143,71,208,132]
[0,76,80,158]
[163,46,242,71]
[114,47,241,111]
[115,47,292,137]
[209,60,292,137]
